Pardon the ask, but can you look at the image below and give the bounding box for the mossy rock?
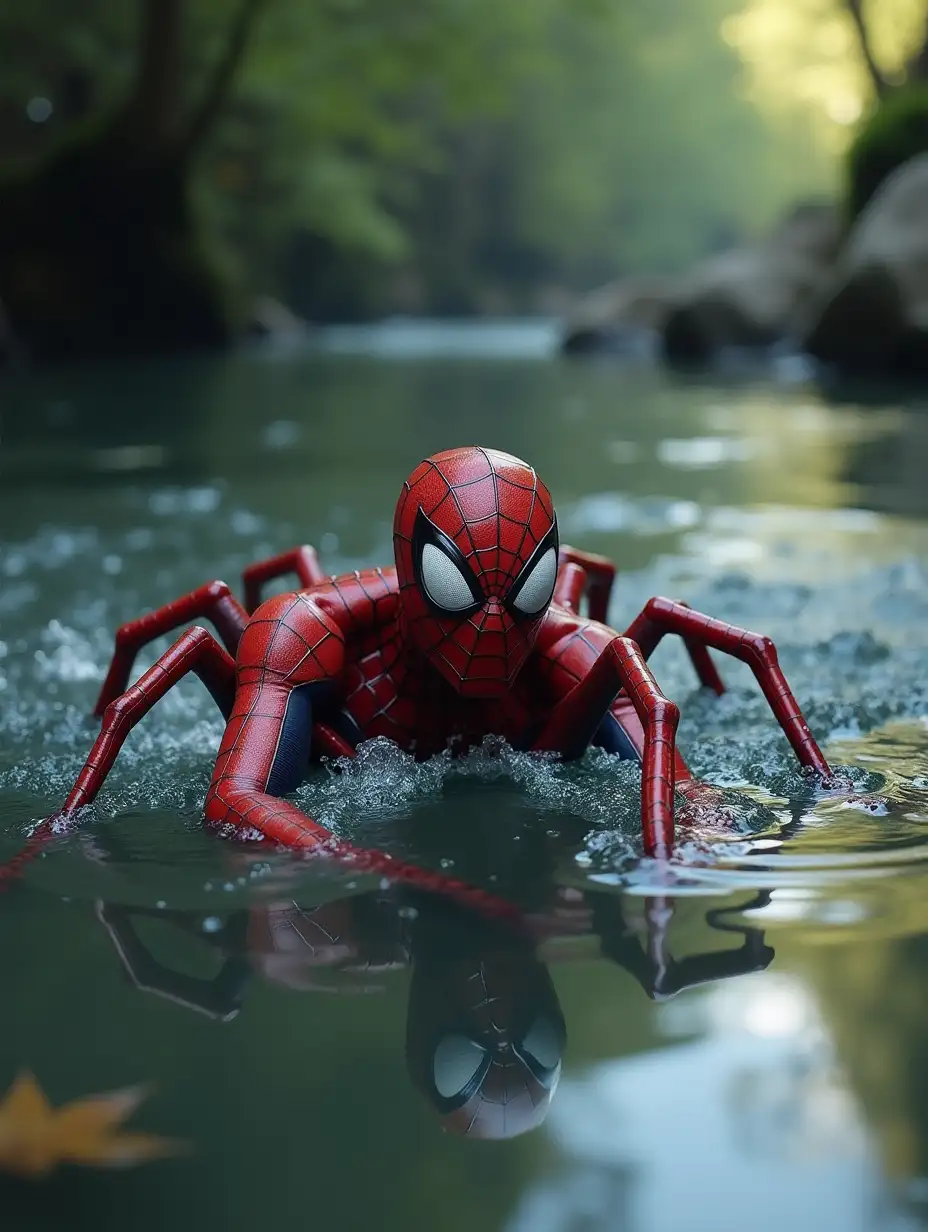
[847,86,928,219]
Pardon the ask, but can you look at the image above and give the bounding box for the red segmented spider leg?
[625,597,832,780]
[243,545,325,614]
[1,628,237,890]
[553,564,724,695]
[325,843,523,923]
[94,581,248,716]
[532,636,680,859]
[311,723,356,759]
[205,787,521,924]
[558,545,616,622]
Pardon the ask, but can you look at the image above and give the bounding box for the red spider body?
[219,566,668,768]
[6,446,834,896]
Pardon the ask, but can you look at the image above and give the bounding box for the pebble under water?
[2,339,928,1232]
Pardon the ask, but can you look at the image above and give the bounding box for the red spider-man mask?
[394,447,558,699]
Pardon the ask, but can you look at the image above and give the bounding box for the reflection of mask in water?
[405,940,566,1140]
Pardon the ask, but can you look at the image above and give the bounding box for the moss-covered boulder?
[802,154,928,376]
[659,203,840,367]
[847,86,928,219]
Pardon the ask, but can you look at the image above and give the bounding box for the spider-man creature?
[9,446,832,887]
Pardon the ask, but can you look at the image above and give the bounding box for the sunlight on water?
[512,973,918,1232]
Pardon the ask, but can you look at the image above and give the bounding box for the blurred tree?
[840,0,928,215]
[723,0,928,142]
[0,0,853,350]
[847,81,928,215]
[840,0,928,96]
[269,0,835,318]
[724,1,928,220]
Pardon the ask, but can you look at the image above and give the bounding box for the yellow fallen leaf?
[0,1071,184,1177]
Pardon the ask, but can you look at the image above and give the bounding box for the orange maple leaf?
[0,1071,184,1177]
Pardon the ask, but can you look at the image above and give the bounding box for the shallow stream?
[2,324,928,1230]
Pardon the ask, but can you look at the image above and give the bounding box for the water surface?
[2,325,928,1231]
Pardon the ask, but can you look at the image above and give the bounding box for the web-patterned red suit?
[7,446,832,897]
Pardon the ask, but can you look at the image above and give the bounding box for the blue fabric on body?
[592,713,640,761]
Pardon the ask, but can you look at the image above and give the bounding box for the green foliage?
[0,0,844,326]
[846,84,928,217]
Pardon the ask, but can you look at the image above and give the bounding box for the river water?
[2,323,928,1230]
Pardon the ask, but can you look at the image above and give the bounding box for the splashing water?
[2,485,928,919]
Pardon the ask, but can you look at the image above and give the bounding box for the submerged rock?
[801,155,928,377]
[661,203,841,368]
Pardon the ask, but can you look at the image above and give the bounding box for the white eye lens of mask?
[520,1014,562,1071]
[420,542,476,611]
[433,1035,488,1097]
[512,547,557,615]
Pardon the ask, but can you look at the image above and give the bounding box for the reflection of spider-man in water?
[95,884,773,1140]
[9,445,832,889]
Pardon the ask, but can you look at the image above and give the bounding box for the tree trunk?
[0,0,264,361]
[181,0,266,156]
[907,8,928,83]
[123,0,185,152]
[843,0,890,97]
